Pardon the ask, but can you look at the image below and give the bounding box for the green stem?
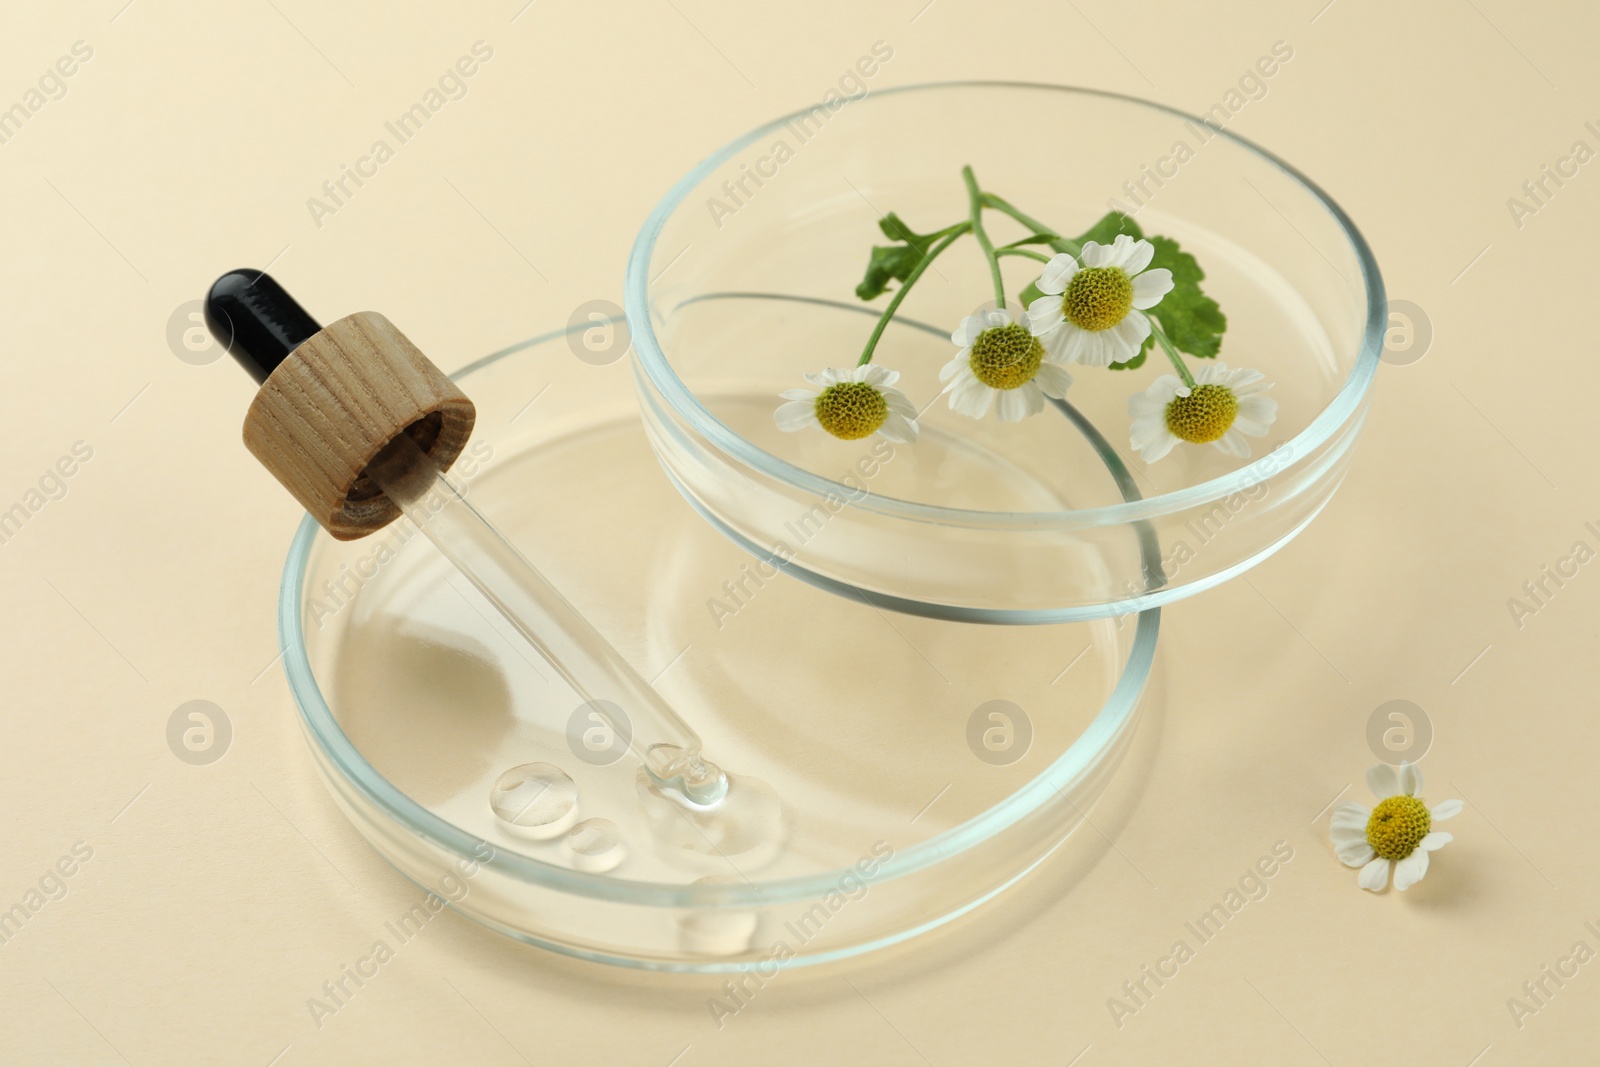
[998,234,1060,250]
[905,221,968,246]
[997,247,1051,263]
[857,223,972,365]
[1145,313,1195,388]
[980,192,1082,257]
[962,166,1006,309]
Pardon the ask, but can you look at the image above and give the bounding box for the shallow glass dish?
[628,81,1384,622]
[283,325,1158,971]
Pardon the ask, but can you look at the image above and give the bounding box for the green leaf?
[855,213,946,301]
[855,246,923,301]
[1142,235,1226,359]
[878,211,937,246]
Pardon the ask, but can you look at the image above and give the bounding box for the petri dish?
[627,81,1383,621]
[283,321,1157,970]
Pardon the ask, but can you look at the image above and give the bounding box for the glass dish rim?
[624,79,1386,531]
[280,324,1160,910]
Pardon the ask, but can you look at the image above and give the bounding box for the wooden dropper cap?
[206,270,476,541]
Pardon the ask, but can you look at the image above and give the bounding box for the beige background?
[2,0,1596,1062]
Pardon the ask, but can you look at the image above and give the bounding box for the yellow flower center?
[1366,795,1431,861]
[813,381,887,440]
[1063,266,1134,331]
[969,323,1044,390]
[1164,384,1238,444]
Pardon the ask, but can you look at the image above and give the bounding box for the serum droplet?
[566,818,626,872]
[490,762,578,840]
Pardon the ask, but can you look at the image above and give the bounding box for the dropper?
[206,270,727,806]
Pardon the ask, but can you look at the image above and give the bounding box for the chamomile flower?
[940,308,1074,422]
[1331,762,1463,892]
[774,364,920,443]
[1127,362,1277,463]
[1027,234,1174,366]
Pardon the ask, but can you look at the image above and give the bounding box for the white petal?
[1336,839,1375,868]
[877,412,919,443]
[1223,365,1268,392]
[1142,375,1185,405]
[1233,395,1278,436]
[962,390,995,419]
[1393,849,1430,891]
[1135,428,1179,463]
[1329,801,1371,831]
[1037,253,1077,295]
[1107,314,1149,363]
[1430,799,1464,821]
[1073,331,1104,366]
[1124,312,1153,344]
[1019,381,1045,416]
[1127,394,1165,417]
[981,307,1014,330]
[1130,267,1173,309]
[1127,415,1167,451]
[949,379,994,418]
[779,388,817,401]
[1106,321,1137,359]
[1357,857,1391,891]
[1122,239,1155,275]
[995,384,1043,422]
[943,368,975,395]
[951,373,986,399]
[859,364,897,387]
[995,388,1026,422]
[1101,327,1136,364]
[950,315,982,347]
[1027,295,1063,335]
[1193,361,1229,386]
[883,388,917,418]
[1095,234,1135,268]
[1367,764,1400,799]
[943,364,980,395]
[1212,428,1252,458]
[1037,327,1072,363]
[1398,762,1423,797]
[1080,331,1118,368]
[1418,831,1453,852]
[774,400,818,432]
[1079,240,1112,268]
[1060,326,1095,365]
[1034,362,1073,398]
[1329,822,1365,847]
[1040,332,1074,365]
[1126,406,1161,436]
[939,354,969,383]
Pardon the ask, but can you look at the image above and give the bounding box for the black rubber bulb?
[205,270,323,385]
